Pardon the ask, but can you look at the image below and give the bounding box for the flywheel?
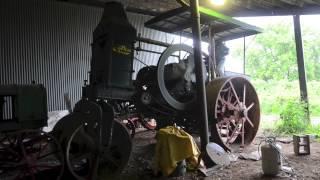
[206,76,260,151]
[157,44,207,111]
[65,120,131,180]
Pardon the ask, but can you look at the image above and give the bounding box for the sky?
[224,15,320,73]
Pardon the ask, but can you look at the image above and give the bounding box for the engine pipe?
[137,36,171,48]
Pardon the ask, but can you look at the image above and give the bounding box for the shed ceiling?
[58,0,320,16]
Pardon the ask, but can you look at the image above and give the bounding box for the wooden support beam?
[293,15,310,123]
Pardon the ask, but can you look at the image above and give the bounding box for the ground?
[119,129,320,180]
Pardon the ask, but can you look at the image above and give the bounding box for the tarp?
[154,126,200,176]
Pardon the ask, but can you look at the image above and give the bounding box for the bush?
[275,98,308,134]
[251,80,320,116]
[305,124,320,138]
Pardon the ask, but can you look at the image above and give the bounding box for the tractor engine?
[133,44,209,128]
[135,58,198,111]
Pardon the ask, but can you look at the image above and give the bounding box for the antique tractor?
[0,84,64,179]
[0,2,260,180]
[52,2,260,179]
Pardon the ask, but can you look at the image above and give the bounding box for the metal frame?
[57,0,320,17]
[145,6,262,43]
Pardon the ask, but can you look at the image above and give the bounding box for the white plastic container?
[261,142,282,176]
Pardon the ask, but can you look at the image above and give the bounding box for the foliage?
[231,22,320,81]
[237,22,298,81]
[228,19,320,134]
[305,124,320,138]
[251,80,320,116]
[275,98,308,134]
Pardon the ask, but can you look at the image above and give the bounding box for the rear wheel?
[206,76,260,151]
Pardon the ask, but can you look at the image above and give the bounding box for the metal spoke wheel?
[0,132,21,179]
[0,130,64,180]
[65,120,132,180]
[206,76,260,151]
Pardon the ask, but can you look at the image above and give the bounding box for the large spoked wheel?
[206,76,260,151]
[66,120,132,180]
[0,130,64,180]
[20,130,64,180]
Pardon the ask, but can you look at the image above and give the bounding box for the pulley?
[157,44,207,111]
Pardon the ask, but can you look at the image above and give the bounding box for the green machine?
[0,84,64,180]
[0,84,48,131]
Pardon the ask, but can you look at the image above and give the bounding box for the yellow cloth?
[154,126,200,176]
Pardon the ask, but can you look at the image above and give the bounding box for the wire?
[134,57,149,67]
[176,0,189,7]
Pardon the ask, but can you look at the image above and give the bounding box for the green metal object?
[198,6,262,33]
[176,0,262,32]
[0,84,48,131]
[146,1,262,42]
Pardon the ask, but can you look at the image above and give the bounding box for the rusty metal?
[0,130,64,180]
[117,114,157,138]
[206,76,260,151]
[140,115,157,130]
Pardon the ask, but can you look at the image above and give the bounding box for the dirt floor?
[119,129,320,180]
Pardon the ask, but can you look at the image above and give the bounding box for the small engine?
[134,55,200,111]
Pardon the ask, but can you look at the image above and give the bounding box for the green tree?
[302,26,320,81]
[229,20,320,116]
[243,22,298,81]
[231,21,320,81]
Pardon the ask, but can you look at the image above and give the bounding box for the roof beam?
[224,5,320,16]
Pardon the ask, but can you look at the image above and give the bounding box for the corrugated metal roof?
[58,0,320,16]
[144,6,262,42]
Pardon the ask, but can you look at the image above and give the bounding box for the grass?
[256,89,320,137]
[260,116,320,139]
[252,80,320,116]
[305,125,320,138]
[252,80,320,137]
